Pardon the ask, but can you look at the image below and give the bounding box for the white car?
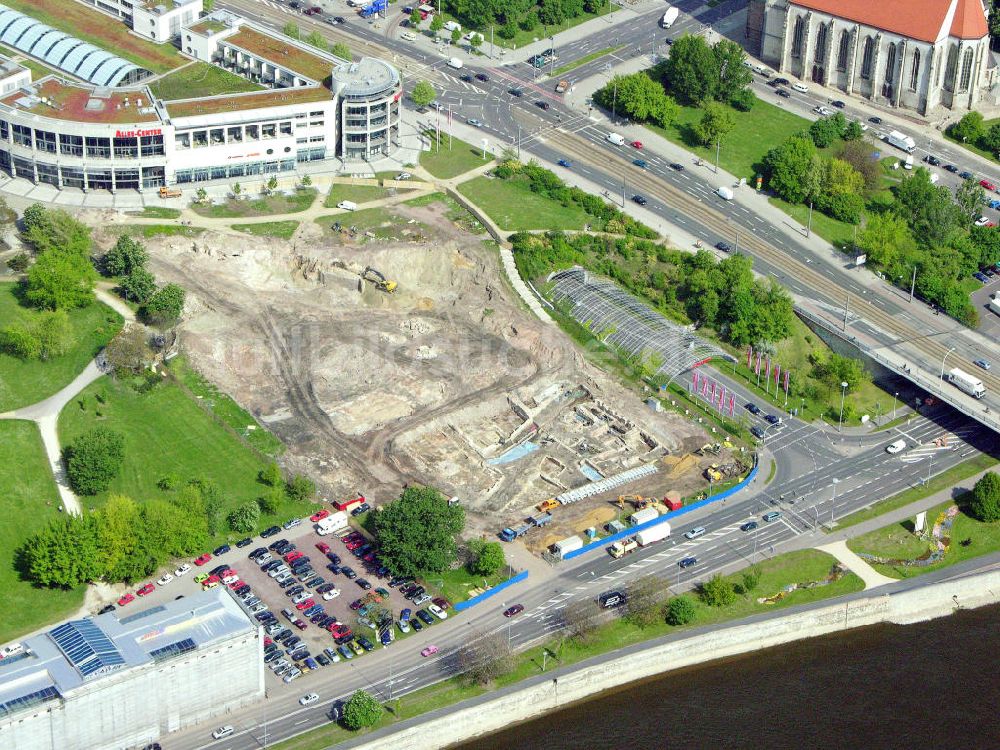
[886,439,907,454]
[299,692,319,706]
[397,619,411,634]
[212,726,234,740]
[395,172,412,180]
[428,603,448,620]
[174,564,191,577]
[792,82,808,93]
[156,574,173,586]
[322,589,340,601]
[292,591,313,604]
[813,105,832,116]
[975,216,991,227]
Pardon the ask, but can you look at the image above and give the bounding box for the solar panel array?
[0,7,150,87]
[548,267,730,382]
[0,685,60,718]
[49,620,125,680]
[149,637,197,663]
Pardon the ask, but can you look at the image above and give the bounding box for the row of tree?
[948,111,1000,156]
[511,231,796,347]
[282,23,352,61]
[439,0,606,40]
[101,234,185,326]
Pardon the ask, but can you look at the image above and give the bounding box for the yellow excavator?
[616,494,649,511]
[361,266,397,294]
[704,464,723,482]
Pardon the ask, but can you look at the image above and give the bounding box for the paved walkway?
[816,539,897,589]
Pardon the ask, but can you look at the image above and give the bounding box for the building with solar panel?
[0,0,402,190]
[0,587,263,750]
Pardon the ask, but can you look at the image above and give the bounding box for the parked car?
[792,82,808,93]
[944,164,959,173]
[283,518,302,530]
[136,583,155,597]
[428,604,448,620]
[117,593,135,606]
[156,574,173,586]
[411,616,424,631]
[213,544,231,556]
[261,525,281,537]
[338,645,354,660]
[751,426,766,439]
[923,155,941,166]
[194,553,212,566]
[315,542,331,554]
[416,609,435,624]
[236,537,253,548]
[174,563,192,577]
[342,567,357,579]
[98,604,116,615]
[310,509,330,522]
[475,72,489,82]
[776,88,790,98]
[715,241,732,253]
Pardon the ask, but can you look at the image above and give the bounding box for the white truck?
[608,537,638,558]
[635,522,671,546]
[553,535,583,559]
[660,6,679,28]
[446,57,463,69]
[887,130,916,153]
[947,367,986,399]
[316,511,349,536]
[607,132,625,146]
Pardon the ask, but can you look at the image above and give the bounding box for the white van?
[885,439,907,454]
[606,132,625,146]
[337,200,357,211]
[446,57,463,69]
[401,31,417,41]
[443,20,462,32]
[716,186,734,200]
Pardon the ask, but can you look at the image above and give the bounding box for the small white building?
[552,535,583,559]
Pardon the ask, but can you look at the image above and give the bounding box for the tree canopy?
[26,245,98,310]
[970,472,1000,522]
[104,236,148,277]
[593,72,679,127]
[142,283,186,325]
[411,80,437,107]
[342,690,382,730]
[373,486,465,577]
[661,35,720,104]
[66,427,125,495]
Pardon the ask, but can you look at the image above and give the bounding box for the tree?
[66,427,125,495]
[840,139,881,189]
[232,182,242,198]
[188,478,225,536]
[285,474,316,503]
[299,174,312,189]
[811,351,870,393]
[700,573,737,607]
[258,487,283,515]
[283,22,300,39]
[468,539,505,576]
[21,207,91,256]
[856,211,916,270]
[843,120,864,141]
[451,27,462,45]
[694,101,736,146]
[713,38,752,104]
[411,80,437,107]
[26,248,98,310]
[954,177,985,222]
[34,309,71,359]
[729,88,756,111]
[6,252,29,272]
[203,0,214,10]
[809,115,845,147]
[195,187,208,203]
[430,14,444,33]
[98,493,145,581]
[342,690,382,730]
[305,30,326,50]
[258,462,283,487]
[662,34,718,103]
[409,8,422,25]
[104,235,148,277]
[170,483,210,552]
[21,203,47,238]
[142,283,185,325]
[664,595,697,626]
[625,574,668,627]
[969,471,1000,522]
[739,566,761,596]
[228,501,261,533]
[332,42,352,60]
[562,599,602,642]
[594,72,678,127]
[120,267,157,304]
[951,110,984,144]
[104,326,151,376]
[895,168,965,247]
[456,630,515,685]
[762,134,819,204]
[470,33,483,52]
[23,515,102,587]
[982,121,1000,155]
[373,486,465,576]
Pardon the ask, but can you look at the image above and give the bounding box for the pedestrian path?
[816,540,897,589]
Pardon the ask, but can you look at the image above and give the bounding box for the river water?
[454,604,1000,749]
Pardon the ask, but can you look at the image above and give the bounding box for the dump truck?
[529,512,553,528]
[499,523,532,542]
[555,79,570,93]
[158,187,181,199]
[361,266,397,293]
[947,367,986,398]
[608,537,638,558]
[636,522,671,546]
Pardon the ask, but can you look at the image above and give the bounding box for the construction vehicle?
[616,494,649,511]
[537,498,559,513]
[704,464,723,482]
[158,186,181,199]
[608,537,638,558]
[499,523,532,542]
[555,79,570,93]
[529,512,553,528]
[361,267,397,294]
[359,0,388,17]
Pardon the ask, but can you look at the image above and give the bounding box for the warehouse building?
[0,588,263,750]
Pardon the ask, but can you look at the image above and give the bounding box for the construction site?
[87,194,726,546]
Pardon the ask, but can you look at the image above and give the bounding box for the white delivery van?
[337,200,357,211]
[444,20,462,32]
[716,186,734,200]
[607,132,626,145]
[660,6,678,27]
[401,31,417,41]
[447,57,463,69]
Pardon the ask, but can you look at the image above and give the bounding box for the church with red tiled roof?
[746,0,994,115]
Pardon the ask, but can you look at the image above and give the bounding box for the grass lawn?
[115,224,205,239]
[57,376,309,538]
[647,98,810,182]
[421,131,492,179]
[127,206,181,220]
[324,184,393,207]
[768,196,856,250]
[457,175,591,231]
[493,7,611,49]
[166,355,284,458]
[192,189,317,219]
[0,421,86,643]
[272,549,860,749]
[847,496,1000,578]
[0,0,183,74]
[418,565,506,606]
[553,46,622,76]
[148,63,263,101]
[231,220,299,240]
[0,283,123,412]
[834,454,998,529]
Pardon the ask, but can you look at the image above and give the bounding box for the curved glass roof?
[0,7,150,87]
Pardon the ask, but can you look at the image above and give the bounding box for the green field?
[0,283,123,412]
[943,120,1000,165]
[457,175,591,231]
[148,63,263,101]
[648,98,811,182]
[0,421,86,642]
[848,496,1000,578]
[192,189,317,219]
[324,183,394,207]
[57,376,306,537]
[421,131,492,179]
[128,206,182,220]
[114,224,205,239]
[231,220,300,239]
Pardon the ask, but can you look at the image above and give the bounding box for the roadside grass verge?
[192,189,317,219]
[417,566,506,606]
[0,282,123,412]
[943,122,1000,166]
[231,220,299,240]
[127,206,182,220]
[0,421,86,643]
[847,495,1000,578]
[272,550,860,748]
[421,130,492,179]
[834,453,999,529]
[552,45,622,76]
[148,62,263,100]
[457,175,591,231]
[324,184,393,207]
[768,196,856,250]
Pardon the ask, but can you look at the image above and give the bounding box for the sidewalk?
[816,539,897,588]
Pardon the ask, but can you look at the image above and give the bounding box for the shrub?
[6,252,29,272]
[969,472,1000,522]
[66,427,125,495]
[228,501,261,534]
[699,573,737,607]
[342,689,382,730]
[664,595,697,625]
[285,474,316,503]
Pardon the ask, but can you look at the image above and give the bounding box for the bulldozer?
[704,464,723,482]
[361,266,397,294]
[616,494,649,511]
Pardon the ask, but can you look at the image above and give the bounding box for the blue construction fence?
[454,570,529,612]
[562,457,760,561]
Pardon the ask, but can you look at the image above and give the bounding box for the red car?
[228,578,243,590]
[346,538,364,550]
[630,140,643,149]
[194,553,212,566]
[503,604,525,617]
[315,542,331,553]
[432,597,451,610]
[117,593,135,606]
[310,509,330,522]
[136,583,155,597]
[981,179,997,191]
[285,551,304,563]
[295,598,316,611]
[293,618,308,630]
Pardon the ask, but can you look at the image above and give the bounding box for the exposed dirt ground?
[89,200,713,537]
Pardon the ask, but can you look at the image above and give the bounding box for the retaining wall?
[342,568,1000,750]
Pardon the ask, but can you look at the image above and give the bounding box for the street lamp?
[830,478,840,525]
[939,346,956,380]
[892,391,899,419]
[838,381,849,432]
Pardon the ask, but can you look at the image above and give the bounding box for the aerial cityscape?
[0,0,998,748]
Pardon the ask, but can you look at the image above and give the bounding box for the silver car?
[412,593,432,607]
